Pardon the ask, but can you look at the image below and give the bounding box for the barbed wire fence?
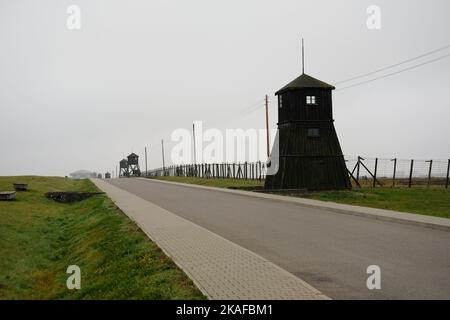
[145,161,268,181]
[345,156,450,188]
[144,156,450,189]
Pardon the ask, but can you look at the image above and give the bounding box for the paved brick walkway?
[92,179,329,300]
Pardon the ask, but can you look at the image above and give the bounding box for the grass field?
[151,176,450,219]
[151,176,265,189]
[302,187,450,219]
[0,176,205,300]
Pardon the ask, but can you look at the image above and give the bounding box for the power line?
[336,52,450,91]
[237,98,265,115]
[241,101,266,115]
[204,98,265,128]
[335,43,450,85]
[241,97,276,116]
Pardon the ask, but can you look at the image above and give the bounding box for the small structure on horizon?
[265,40,351,191]
[69,170,95,180]
[105,172,111,179]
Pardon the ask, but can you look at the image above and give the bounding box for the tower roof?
[275,73,335,95]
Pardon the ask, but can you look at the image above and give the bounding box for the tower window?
[306,96,316,105]
[307,128,320,137]
[279,95,283,108]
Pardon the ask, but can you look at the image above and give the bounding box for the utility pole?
[265,94,270,158]
[145,147,148,175]
[193,123,197,164]
[161,139,166,170]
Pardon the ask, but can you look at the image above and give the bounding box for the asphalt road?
[107,178,450,299]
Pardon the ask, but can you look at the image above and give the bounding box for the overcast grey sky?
[1,0,449,176]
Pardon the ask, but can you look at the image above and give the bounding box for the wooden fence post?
[446,159,450,189]
[245,162,248,180]
[426,160,433,187]
[373,158,378,188]
[408,159,414,188]
[251,163,254,180]
[391,158,397,188]
[356,156,361,184]
[258,161,262,181]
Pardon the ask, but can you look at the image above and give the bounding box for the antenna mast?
[302,38,305,74]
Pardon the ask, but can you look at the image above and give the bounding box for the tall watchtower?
[127,153,141,177]
[265,42,351,191]
[119,159,129,177]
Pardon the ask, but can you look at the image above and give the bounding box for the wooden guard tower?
[119,159,129,177]
[127,153,141,177]
[265,41,351,191]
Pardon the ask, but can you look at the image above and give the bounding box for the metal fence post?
[408,159,414,188]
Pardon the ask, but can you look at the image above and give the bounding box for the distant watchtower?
[265,41,351,191]
[127,153,141,177]
[119,159,129,177]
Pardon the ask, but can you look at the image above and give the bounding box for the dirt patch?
[45,192,104,203]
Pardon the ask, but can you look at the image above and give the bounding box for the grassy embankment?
[0,176,205,300]
[151,175,265,189]
[151,176,450,219]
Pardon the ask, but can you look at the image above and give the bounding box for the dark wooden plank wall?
[265,88,351,191]
[278,89,332,123]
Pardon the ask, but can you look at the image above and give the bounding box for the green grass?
[151,176,264,189]
[302,187,450,219]
[152,176,450,219]
[0,176,205,300]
